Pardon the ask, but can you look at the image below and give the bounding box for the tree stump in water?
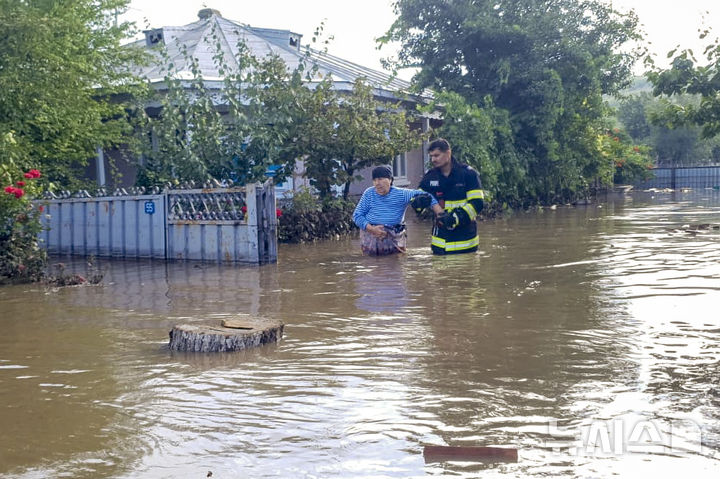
[168,318,284,352]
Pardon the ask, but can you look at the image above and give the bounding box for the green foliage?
[288,79,424,199]
[0,0,147,189]
[616,90,720,166]
[136,25,422,197]
[422,91,529,207]
[281,187,321,214]
[598,130,653,184]
[617,92,653,139]
[647,31,720,138]
[277,189,356,243]
[135,26,256,187]
[384,0,643,204]
[0,167,47,284]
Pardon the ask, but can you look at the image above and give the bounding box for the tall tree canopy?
[617,91,720,166]
[0,0,145,187]
[384,0,643,204]
[647,32,720,139]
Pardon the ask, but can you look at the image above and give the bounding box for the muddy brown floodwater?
[1,190,720,478]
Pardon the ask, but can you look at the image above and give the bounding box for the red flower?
[276,208,282,218]
[16,181,25,187]
[28,169,41,178]
[38,205,44,212]
[4,186,23,197]
[241,206,247,213]
[5,187,24,198]
[23,172,33,178]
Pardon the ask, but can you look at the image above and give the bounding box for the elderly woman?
[353,165,438,256]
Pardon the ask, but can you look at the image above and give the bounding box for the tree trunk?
[343,167,354,200]
[168,318,284,352]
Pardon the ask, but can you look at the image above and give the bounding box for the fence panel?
[39,182,277,263]
[633,166,720,190]
[40,194,166,258]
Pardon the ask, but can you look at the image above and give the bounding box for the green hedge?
[277,189,357,243]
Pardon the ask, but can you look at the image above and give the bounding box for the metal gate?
[38,181,277,263]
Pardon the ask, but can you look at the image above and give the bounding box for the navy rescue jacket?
[419,158,485,255]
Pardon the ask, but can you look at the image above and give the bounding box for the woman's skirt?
[360,225,407,256]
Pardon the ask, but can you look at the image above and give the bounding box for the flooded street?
[1,190,720,478]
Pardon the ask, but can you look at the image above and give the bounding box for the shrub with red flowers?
[1,167,47,284]
[599,130,654,185]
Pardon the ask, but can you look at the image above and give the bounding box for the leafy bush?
[600,129,654,185]
[278,189,356,243]
[0,167,47,284]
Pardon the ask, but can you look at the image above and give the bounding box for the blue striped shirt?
[353,186,437,230]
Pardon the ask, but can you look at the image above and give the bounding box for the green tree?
[384,0,643,203]
[617,93,653,140]
[0,0,146,187]
[136,39,249,187]
[1,0,144,283]
[137,28,423,199]
[616,88,720,166]
[647,32,720,138]
[422,91,531,207]
[288,78,423,199]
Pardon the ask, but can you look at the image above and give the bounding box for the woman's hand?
[366,224,387,239]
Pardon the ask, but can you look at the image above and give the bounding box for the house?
[95,8,439,196]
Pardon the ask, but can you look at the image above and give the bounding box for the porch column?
[422,117,430,166]
[96,146,106,186]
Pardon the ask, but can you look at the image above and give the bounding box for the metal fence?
[38,181,277,264]
[634,166,720,189]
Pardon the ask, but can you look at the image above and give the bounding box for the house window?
[392,153,407,181]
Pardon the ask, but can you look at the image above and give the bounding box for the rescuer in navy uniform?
[411,138,485,255]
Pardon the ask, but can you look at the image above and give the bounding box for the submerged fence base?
[38,182,277,264]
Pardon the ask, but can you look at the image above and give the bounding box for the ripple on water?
[2,193,720,478]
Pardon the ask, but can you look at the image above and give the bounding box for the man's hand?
[436,208,470,230]
[366,224,388,239]
[435,212,458,230]
[410,193,432,213]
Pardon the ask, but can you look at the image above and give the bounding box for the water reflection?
[354,256,410,314]
[1,190,719,478]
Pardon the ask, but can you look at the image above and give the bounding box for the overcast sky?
[122,0,720,79]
